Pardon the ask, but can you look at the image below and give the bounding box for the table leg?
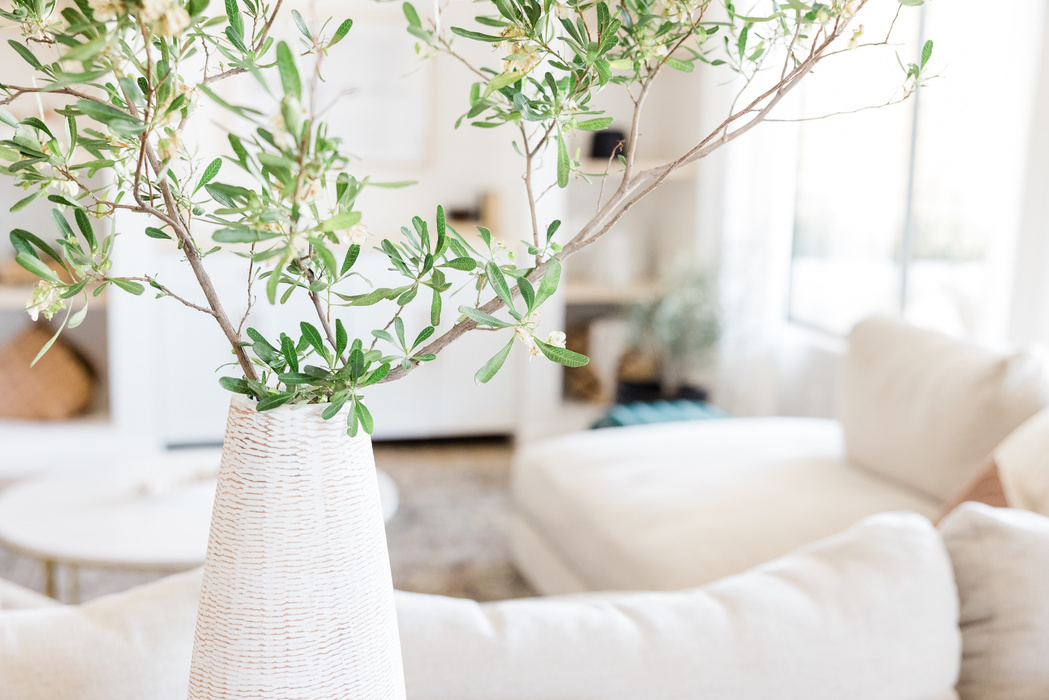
[43,560,57,599]
[69,565,80,604]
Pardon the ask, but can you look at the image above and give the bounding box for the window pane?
[788,6,922,335]
[904,0,1044,338]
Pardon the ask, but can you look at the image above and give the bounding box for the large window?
[789,1,1044,338]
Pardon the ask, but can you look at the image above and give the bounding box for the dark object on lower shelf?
[592,399,730,429]
[591,129,627,159]
[614,381,709,405]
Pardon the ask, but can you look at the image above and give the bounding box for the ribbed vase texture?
[187,395,406,699]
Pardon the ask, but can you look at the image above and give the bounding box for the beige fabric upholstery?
[400,513,960,700]
[994,407,1049,517]
[843,316,1049,502]
[514,417,939,593]
[0,569,200,700]
[0,579,57,611]
[940,504,1049,700]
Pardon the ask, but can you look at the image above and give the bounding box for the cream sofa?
[3,504,1049,700]
[512,317,1049,594]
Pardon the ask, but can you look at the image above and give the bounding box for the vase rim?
[229,393,352,419]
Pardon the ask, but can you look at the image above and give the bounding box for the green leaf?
[431,289,442,326]
[518,276,535,311]
[213,228,281,243]
[576,117,614,131]
[318,210,361,232]
[534,338,589,367]
[8,40,41,69]
[482,71,524,100]
[665,57,694,72]
[335,318,348,358]
[280,333,299,373]
[440,256,477,271]
[897,0,924,5]
[224,0,243,38]
[474,338,514,385]
[356,401,374,434]
[219,376,254,395]
[341,244,360,275]
[300,321,326,355]
[450,26,503,42]
[15,252,59,282]
[145,226,172,240]
[459,305,512,328]
[485,261,514,309]
[403,2,421,27]
[110,278,145,295]
[257,392,295,411]
[277,372,315,385]
[276,41,301,98]
[291,9,310,37]
[534,257,561,307]
[556,130,569,188]
[73,208,97,252]
[920,39,933,69]
[194,158,222,193]
[329,19,353,47]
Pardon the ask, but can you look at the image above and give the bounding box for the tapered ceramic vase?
[187,395,405,699]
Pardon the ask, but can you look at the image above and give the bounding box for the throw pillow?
[935,459,1008,524]
[939,503,1049,700]
[0,568,200,700]
[993,406,1049,516]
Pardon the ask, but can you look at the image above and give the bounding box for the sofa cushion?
[514,417,940,592]
[939,503,1049,700]
[993,407,1049,516]
[401,512,960,700]
[0,578,58,611]
[0,569,200,700]
[843,316,1049,502]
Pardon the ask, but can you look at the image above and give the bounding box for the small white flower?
[650,43,669,59]
[88,0,121,21]
[157,132,180,162]
[550,0,571,19]
[546,330,567,349]
[298,178,324,203]
[26,280,64,322]
[140,0,171,22]
[345,223,369,246]
[269,113,296,150]
[847,25,864,50]
[59,178,79,198]
[153,6,190,37]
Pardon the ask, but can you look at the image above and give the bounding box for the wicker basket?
[0,325,96,420]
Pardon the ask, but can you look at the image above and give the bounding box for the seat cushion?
[401,512,960,700]
[843,316,1049,502]
[513,417,940,592]
[940,504,1049,700]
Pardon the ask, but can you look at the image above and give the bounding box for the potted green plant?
[0,0,931,696]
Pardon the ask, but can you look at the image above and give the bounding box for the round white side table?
[0,450,399,601]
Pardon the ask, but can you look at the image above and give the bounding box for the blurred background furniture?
[511,316,1049,594]
[0,450,399,601]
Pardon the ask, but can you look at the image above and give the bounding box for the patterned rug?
[0,438,535,603]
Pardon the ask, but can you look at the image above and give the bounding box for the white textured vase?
[187,395,406,699]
